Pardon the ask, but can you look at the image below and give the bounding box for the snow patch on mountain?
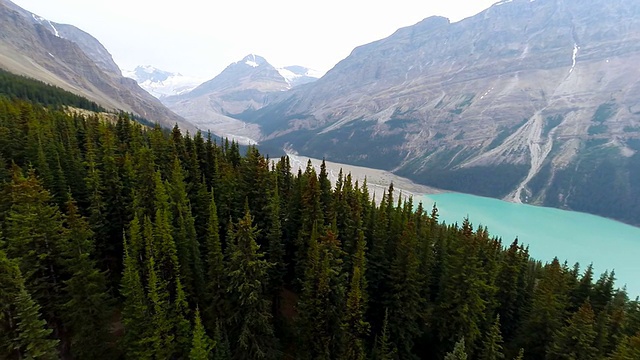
[31,13,60,37]
[123,65,204,99]
[276,66,321,88]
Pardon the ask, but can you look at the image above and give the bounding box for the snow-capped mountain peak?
[238,54,268,68]
[276,65,321,88]
[123,65,204,99]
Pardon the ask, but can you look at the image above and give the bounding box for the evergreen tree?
[495,239,528,342]
[175,276,195,357]
[514,349,525,360]
[146,254,175,359]
[61,199,114,359]
[0,249,59,360]
[97,124,128,284]
[14,281,60,360]
[367,192,391,335]
[169,156,203,301]
[266,178,285,297]
[120,228,150,360]
[132,147,157,220]
[294,162,324,287]
[569,264,594,313]
[517,258,568,359]
[341,230,370,360]
[547,301,598,360]
[226,208,279,359]
[297,224,346,360]
[4,168,68,334]
[609,333,640,360]
[190,308,214,360]
[480,315,505,360]
[239,146,271,237]
[372,309,396,360]
[387,221,425,360]
[152,172,181,281]
[319,158,333,224]
[592,271,616,314]
[445,338,468,360]
[205,189,226,327]
[213,321,232,360]
[436,218,489,355]
[0,153,9,184]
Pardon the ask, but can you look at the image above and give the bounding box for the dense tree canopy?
[0,93,639,360]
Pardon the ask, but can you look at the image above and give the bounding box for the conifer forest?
[1,90,640,359]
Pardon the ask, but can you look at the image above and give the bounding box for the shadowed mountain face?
[0,0,195,131]
[246,0,640,224]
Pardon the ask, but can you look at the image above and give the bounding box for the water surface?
[419,193,640,297]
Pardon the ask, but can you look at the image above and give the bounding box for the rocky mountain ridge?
[0,0,194,131]
[244,0,640,224]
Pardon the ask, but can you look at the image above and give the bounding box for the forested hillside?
[1,94,639,360]
[0,68,105,112]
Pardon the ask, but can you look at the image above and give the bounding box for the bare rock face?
[0,0,195,132]
[51,23,123,76]
[249,0,640,224]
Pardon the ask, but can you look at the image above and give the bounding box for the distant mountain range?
[2,0,640,224]
[161,54,319,144]
[240,0,640,224]
[277,65,323,88]
[123,65,204,99]
[0,0,195,131]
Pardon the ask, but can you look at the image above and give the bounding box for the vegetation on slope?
[0,95,639,359]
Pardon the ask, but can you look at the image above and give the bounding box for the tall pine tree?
[226,207,279,359]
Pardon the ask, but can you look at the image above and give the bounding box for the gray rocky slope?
[0,0,194,131]
[246,0,640,224]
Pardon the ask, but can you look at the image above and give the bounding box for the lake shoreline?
[286,153,444,203]
[282,153,639,297]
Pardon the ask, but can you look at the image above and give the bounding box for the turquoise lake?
[418,193,640,297]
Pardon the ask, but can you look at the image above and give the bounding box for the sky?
[11,0,499,79]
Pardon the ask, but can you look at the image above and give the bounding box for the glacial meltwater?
[418,193,640,297]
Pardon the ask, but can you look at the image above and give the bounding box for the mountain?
[163,54,292,143]
[245,0,640,225]
[277,65,321,88]
[123,65,203,99]
[0,0,195,131]
[165,54,289,113]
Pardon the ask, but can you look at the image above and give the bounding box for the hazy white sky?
[12,0,498,79]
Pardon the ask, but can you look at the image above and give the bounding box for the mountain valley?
[2,0,639,225]
[3,1,640,359]
[237,0,640,224]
